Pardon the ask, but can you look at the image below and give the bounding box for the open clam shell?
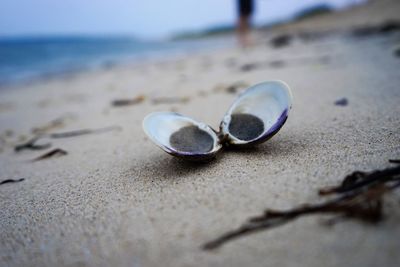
[143,112,222,161]
[143,81,292,160]
[220,80,292,146]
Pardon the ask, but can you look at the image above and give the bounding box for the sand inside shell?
[169,125,214,153]
[228,113,264,141]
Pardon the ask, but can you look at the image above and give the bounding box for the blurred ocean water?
[0,36,229,86]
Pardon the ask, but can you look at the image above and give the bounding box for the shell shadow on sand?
[133,153,223,181]
[129,134,304,186]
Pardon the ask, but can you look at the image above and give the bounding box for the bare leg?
[237,15,251,47]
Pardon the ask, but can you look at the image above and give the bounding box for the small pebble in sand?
[240,63,259,72]
[169,125,214,153]
[334,98,348,106]
[112,95,145,107]
[270,34,293,48]
[229,114,264,141]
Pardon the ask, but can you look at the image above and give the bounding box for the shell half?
[220,80,292,146]
[143,112,222,161]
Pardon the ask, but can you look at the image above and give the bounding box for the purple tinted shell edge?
[265,108,288,137]
[163,142,222,162]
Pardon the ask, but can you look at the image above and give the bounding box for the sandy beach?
[1,0,400,266]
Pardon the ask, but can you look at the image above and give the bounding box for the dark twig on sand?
[318,166,400,195]
[202,163,400,250]
[14,136,51,152]
[49,126,121,138]
[0,178,25,186]
[32,148,68,161]
[111,95,145,107]
[14,126,121,152]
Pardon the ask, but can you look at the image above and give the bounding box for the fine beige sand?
[1,1,400,266]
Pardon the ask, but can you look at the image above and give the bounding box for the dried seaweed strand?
[49,126,121,138]
[14,136,51,152]
[32,148,68,161]
[14,126,121,152]
[319,166,400,195]
[0,178,25,185]
[202,164,400,250]
[112,95,145,107]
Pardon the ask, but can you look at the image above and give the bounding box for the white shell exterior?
[143,112,222,160]
[220,80,292,146]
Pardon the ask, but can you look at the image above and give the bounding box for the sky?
[0,0,365,39]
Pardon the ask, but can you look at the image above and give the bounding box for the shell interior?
[143,112,221,158]
[221,80,292,145]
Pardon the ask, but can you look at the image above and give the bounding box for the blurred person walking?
[237,0,254,47]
